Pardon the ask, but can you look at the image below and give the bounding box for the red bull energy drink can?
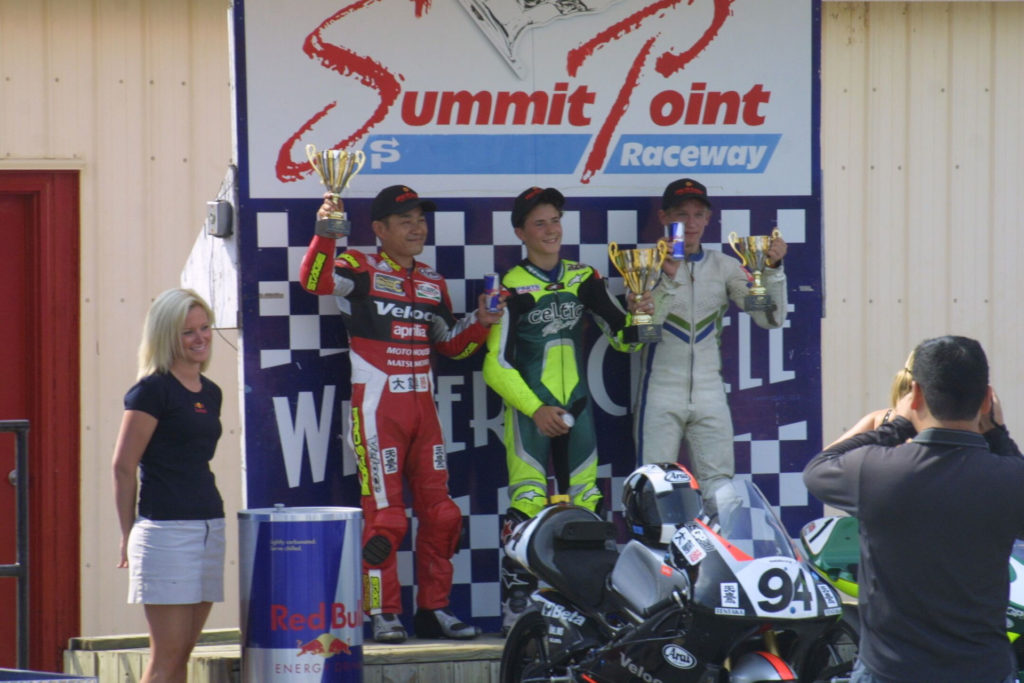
[669,222,686,259]
[239,506,363,682]
[484,273,501,313]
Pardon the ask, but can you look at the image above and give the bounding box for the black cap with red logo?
[511,186,565,228]
[370,185,437,221]
[662,178,712,210]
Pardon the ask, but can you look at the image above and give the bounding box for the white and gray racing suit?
[633,247,787,502]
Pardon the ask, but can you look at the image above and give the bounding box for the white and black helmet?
[621,462,703,547]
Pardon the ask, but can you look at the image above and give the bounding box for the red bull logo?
[271,602,361,631]
[296,632,353,658]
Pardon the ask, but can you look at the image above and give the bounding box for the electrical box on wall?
[206,199,233,238]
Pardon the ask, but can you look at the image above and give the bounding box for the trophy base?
[625,324,661,344]
[315,216,351,239]
[743,293,776,312]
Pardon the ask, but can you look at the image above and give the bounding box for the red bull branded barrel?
[239,506,363,682]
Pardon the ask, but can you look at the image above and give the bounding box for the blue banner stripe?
[361,135,590,174]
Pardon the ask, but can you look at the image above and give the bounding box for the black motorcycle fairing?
[532,590,611,664]
[522,506,619,611]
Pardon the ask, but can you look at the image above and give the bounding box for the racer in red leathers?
[298,185,502,643]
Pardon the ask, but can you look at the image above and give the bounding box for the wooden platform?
[63,629,504,682]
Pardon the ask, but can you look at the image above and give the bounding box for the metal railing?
[1,419,30,669]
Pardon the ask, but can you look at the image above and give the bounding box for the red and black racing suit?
[299,235,488,616]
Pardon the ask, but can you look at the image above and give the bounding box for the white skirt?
[127,517,225,604]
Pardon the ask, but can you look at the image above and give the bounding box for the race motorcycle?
[501,478,853,682]
[800,515,1024,677]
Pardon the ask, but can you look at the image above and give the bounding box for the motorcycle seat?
[609,540,689,619]
[525,506,619,610]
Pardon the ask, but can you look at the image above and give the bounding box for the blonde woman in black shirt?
[112,288,224,683]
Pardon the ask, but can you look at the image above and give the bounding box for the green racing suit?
[483,259,642,518]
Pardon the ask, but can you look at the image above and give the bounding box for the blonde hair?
[889,349,915,407]
[137,288,215,379]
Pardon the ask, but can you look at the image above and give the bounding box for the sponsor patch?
[513,284,542,293]
[662,643,697,669]
[415,281,442,302]
[432,444,446,470]
[391,322,428,341]
[417,266,442,280]
[373,272,405,295]
[720,582,740,608]
[671,527,707,566]
[816,582,839,609]
[364,571,382,611]
[382,447,398,475]
[339,252,360,269]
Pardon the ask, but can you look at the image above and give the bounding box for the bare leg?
[140,602,213,683]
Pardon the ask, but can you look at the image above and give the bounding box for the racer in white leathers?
[633,178,788,507]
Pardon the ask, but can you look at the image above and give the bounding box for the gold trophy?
[728,228,782,312]
[608,240,669,343]
[306,144,366,238]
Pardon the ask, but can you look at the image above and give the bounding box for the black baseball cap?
[662,178,712,209]
[370,185,437,221]
[511,186,565,228]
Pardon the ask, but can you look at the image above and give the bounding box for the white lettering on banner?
[770,304,795,384]
[738,304,795,390]
[369,138,400,169]
[471,371,504,448]
[619,142,767,171]
[435,375,466,454]
[738,314,762,391]
[273,386,336,488]
[586,336,627,417]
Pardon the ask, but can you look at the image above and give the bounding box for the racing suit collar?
[521,258,563,282]
[684,247,706,262]
[380,250,412,273]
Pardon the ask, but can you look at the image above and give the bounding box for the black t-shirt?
[124,372,224,520]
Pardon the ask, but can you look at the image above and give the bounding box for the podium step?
[64,629,504,682]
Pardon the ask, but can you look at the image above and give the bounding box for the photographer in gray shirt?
[804,336,1024,683]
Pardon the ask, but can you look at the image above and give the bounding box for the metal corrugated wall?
[821,2,1024,441]
[0,0,239,638]
[0,0,1020,637]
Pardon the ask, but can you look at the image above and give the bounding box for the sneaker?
[413,607,481,640]
[372,613,407,644]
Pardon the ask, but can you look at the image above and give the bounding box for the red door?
[0,171,80,671]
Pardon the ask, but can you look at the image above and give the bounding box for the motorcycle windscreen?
[672,479,843,621]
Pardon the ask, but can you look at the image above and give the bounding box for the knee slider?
[363,506,408,566]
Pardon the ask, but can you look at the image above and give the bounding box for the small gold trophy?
[728,228,782,312]
[608,240,669,343]
[306,144,366,238]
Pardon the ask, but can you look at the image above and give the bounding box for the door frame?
[0,170,81,671]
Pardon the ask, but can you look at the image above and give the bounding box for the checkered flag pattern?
[243,196,820,633]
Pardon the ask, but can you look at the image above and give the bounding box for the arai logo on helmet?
[662,643,697,669]
[663,470,690,484]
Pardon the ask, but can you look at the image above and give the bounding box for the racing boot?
[371,613,407,644]
[413,607,481,640]
[501,553,537,637]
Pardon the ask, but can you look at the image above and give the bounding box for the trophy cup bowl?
[728,228,782,312]
[608,240,669,343]
[306,144,366,238]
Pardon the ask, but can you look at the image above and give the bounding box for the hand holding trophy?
[728,228,782,312]
[306,144,366,238]
[608,240,669,343]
